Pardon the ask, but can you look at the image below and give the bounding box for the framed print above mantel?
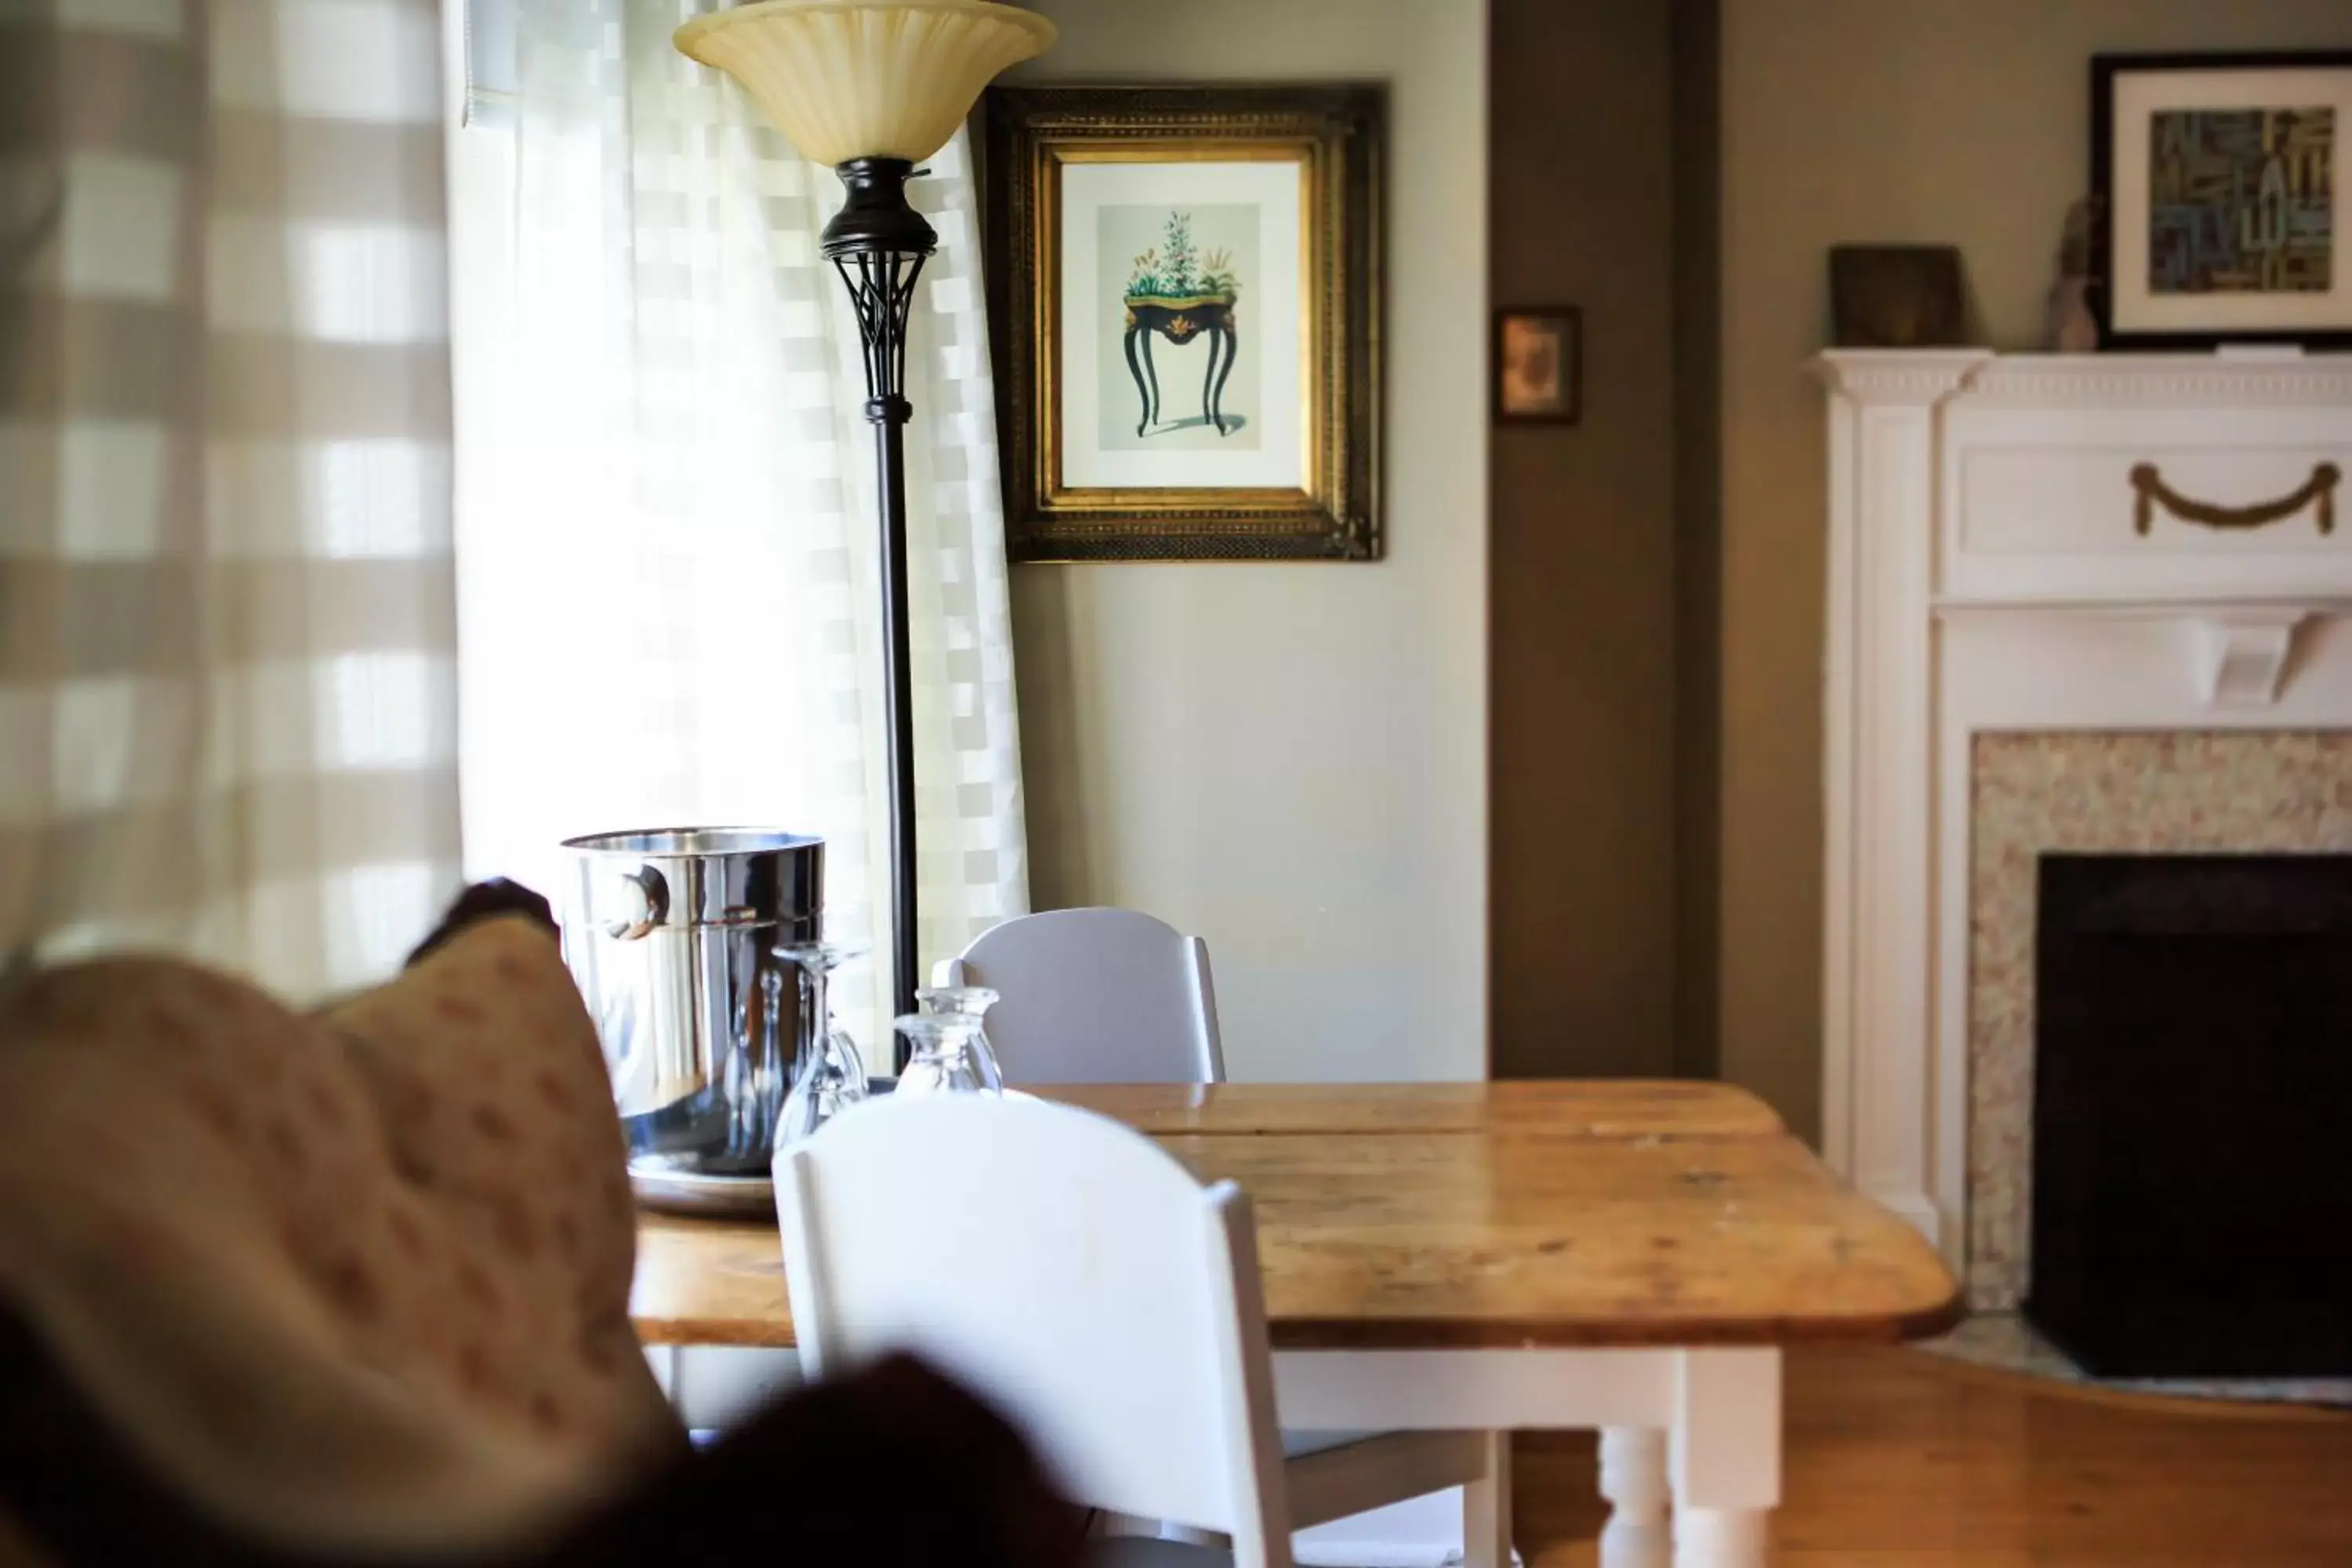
[983,85,1384,561]
[2092,51,2350,350]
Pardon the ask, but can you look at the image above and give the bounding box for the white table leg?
[1668,1350,1779,1568]
[1269,1345,1772,1567]
[1671,1509,1768,1567]
[1598,1427,1671,1568]
[1461,1429,1512,1568]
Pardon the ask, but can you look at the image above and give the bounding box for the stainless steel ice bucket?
[559,827,823,1184]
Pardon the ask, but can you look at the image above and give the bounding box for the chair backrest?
[938,908,1225,1084]
[774,1095,1290,1566]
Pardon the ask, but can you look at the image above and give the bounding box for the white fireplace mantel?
[1814,350,2352,1270]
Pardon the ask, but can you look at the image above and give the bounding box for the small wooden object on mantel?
[1829,245,1969,349]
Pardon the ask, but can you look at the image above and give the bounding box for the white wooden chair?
[936,907,1223,1083]
[936,908,1508,1564]
[775,1093,1293,1566]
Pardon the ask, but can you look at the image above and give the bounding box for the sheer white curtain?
[2,0,461,999]
[453,0,1028,1042]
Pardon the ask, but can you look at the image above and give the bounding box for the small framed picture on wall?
[1494,307,1581,426]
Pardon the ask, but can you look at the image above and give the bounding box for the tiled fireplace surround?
[1966,731,2352,1307]
[1817,351,2352,1305]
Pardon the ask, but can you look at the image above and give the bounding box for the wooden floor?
[1513,1347,2352,1566]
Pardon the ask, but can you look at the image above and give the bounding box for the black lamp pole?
[821,156,934,1058]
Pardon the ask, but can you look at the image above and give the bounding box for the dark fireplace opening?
[2028,853,2352,1377]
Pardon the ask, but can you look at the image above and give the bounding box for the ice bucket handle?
[597,866,669,941]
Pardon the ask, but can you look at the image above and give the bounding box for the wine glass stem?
[792,958,831,1080]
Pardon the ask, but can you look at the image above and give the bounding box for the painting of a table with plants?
[985,85,1383,561]
[1116,209,1247,441]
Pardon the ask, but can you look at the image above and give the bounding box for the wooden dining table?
[632,1081,1960,1568]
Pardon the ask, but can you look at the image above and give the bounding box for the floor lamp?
[674,2,1054,1033]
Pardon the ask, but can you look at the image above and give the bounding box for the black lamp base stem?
[823,157,935,1064]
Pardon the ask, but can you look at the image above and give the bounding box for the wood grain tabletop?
[1037,1079,1785,1138]
[630,1081,1960,1352]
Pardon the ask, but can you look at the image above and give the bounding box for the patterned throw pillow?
[0,916,682,1559]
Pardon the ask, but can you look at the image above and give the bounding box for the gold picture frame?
[983,85,1384,562]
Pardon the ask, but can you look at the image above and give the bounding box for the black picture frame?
[1493,307,1581,426]
[2090,50,2352,351]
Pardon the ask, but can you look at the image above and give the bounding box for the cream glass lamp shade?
[673,1,1056,167]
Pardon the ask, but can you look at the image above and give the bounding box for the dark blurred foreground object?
[0,1315,1082,1568]
[406,877,558,966]
[544,1352,1084,1568]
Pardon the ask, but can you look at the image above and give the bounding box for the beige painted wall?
[1719,0,2352,1141]
[1005,1,1487,1081]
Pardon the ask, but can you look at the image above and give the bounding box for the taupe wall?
[1671,0,1722,1083]
[1718,0,2352,1141]
[1487,1,1681,1079]
[1004,0,1489,1082]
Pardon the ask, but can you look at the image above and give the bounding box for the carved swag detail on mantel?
[2129,460,2339,536]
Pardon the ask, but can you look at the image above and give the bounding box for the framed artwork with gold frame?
[983,85,1383,561]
